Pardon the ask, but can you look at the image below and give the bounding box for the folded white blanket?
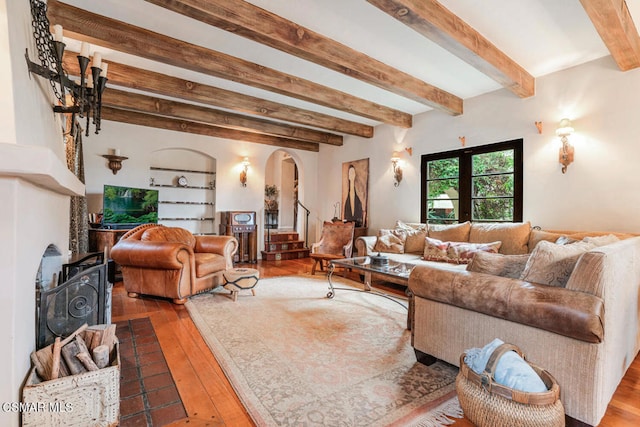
[464,338,548,393]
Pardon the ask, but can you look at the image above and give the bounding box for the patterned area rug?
[186,275,462,426]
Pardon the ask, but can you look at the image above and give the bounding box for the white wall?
[2,1,83,426]
[318,56,640,234]
[280,159,296,229]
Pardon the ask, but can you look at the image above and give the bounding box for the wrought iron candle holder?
[25,0,108,136]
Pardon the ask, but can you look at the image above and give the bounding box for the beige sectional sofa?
[356,221,640,426]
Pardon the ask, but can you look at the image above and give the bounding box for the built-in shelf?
[159,201,215,205]
[159,217,215,221]
[151,183,215,190]
[150,164,216,235]
[150,166,216,175]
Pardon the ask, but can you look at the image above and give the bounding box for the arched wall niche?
[149,148,217,235]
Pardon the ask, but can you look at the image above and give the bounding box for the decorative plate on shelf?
[177,175,188,187]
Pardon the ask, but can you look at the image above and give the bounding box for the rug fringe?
[407,397,464,427]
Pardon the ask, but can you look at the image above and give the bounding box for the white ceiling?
[59,0,638,128]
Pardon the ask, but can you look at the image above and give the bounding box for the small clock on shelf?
[177,175,188,187]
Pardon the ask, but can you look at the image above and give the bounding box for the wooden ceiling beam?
[47,0,412,128]
[62,53,371,138]
[101,107,320,152]
[101,88,342,145]
[579,0,640,71]
[367,0,535,98]
[144,0,463,115]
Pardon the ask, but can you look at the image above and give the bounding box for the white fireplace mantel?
[0,142,84,196]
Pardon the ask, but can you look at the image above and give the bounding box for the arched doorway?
[263,150,310,260]
[265,150,298,231]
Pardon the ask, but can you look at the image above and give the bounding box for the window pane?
[472,150,514,175]
[428,196,458,222]
[472,174,514,198]
[427,179,459,199]
[472,198,514,221]
[428,158,458,180]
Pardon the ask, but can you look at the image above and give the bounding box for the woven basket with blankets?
[456,339,565,427]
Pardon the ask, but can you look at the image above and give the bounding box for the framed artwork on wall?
[342,158,369,227]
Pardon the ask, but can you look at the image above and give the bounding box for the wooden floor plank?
[172,307,253,426]
[149,302,253,426]
[113,258,640,426]
[150,309,224,422]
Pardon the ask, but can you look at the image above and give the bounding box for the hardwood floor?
[112,258,640,426]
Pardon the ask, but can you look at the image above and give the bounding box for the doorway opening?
[262,150,309,261]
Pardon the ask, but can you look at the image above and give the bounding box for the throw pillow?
[582,234,620,246]
[528,230,565,251]
[403,229,427,253]
[519,240,595,287]
[468,222,531,254]
[466,252,531,279]
[428,221,471,242]
[394,221,427,253]
[374,229,406,253]
[446,241,502,264]
[395,220,427,231]
[422,237,450,262]
[373,233,404,254]
[423,237,501,264]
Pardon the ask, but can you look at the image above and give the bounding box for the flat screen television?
[102,185,159,229]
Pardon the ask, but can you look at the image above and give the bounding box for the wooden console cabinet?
[89,228,131,282]
[89,229,130,257]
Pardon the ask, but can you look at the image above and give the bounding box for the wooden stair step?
[264,241,305,251]
[261,248,310,261]
[267,232,300,242]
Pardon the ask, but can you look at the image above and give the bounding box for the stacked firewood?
[30,323,117,381]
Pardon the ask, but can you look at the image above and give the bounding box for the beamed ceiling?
[45,0,640,152]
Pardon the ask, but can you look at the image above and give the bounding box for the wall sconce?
[25,0,108,136]
[555,118,575,174]
[240,157,250,187]
[391,151,403,187]
[102,149,127,175]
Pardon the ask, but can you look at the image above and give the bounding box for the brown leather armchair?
[110,224,238,304]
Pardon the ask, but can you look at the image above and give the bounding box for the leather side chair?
[310,221,355,275]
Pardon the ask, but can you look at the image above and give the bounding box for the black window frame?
[420,139,523,223]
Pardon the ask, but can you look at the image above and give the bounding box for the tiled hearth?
[116,317,187,426]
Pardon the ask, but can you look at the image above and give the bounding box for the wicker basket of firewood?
[22,323,120,427]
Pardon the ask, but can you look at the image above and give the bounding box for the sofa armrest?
[110,240,193,269]
[195,235,237,270]
[355,236,377,256]
[409,265,604,343]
